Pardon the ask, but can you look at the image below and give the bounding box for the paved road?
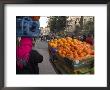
[33,40,56,74]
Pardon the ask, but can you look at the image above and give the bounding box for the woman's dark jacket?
[16,50,43,74]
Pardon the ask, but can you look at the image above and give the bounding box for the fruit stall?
[48,37,94,74]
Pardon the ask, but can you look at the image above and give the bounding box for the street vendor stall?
[48,37,94,74]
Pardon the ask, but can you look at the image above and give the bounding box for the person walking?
[16,37,43,74]
[85,34,94,45]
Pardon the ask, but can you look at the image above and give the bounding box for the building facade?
[65,16,94,33]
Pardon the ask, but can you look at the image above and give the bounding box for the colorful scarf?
[16,37,33,69]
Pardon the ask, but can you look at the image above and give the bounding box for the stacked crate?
[48,45,94,74]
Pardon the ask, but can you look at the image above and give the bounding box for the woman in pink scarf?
[16,37,32,69]
[16,37,43,74]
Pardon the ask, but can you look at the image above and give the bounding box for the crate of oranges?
[48,37,94,69]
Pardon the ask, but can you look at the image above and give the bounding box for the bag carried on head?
[16,16,40,37]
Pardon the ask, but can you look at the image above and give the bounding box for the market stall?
[48,37,94,74]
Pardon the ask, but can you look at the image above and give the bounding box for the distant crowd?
[36,33,94,46]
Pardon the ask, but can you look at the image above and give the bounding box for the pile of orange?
[48,37,94,61]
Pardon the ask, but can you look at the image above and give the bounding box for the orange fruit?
[66,37,73,41]
[62,50,66,55]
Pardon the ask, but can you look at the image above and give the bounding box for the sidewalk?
[33,40,56,74]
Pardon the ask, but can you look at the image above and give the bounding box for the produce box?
[64,56,94,69]
[48,37,94,74]
[56,53,94,70]
[50,55,94,74]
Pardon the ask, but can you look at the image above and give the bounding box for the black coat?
[16,50,43,74]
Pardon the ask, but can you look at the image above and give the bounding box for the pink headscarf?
[16,37,33,69]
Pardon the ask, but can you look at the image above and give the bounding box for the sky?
[39,16,48,28]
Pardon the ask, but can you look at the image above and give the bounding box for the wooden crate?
[48,46,94,74]
[56,53,94,69]
[50,58,94,74]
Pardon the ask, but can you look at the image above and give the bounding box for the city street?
[33,39,56,74]
[16,16,94,74]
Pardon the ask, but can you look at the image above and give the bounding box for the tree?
[48,16,67,33]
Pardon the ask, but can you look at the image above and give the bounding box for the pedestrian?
[32,37,37,47]
[16,37,43,74]
[41,35,43,41]
[82,35,86,41]
[85,34,94,45]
